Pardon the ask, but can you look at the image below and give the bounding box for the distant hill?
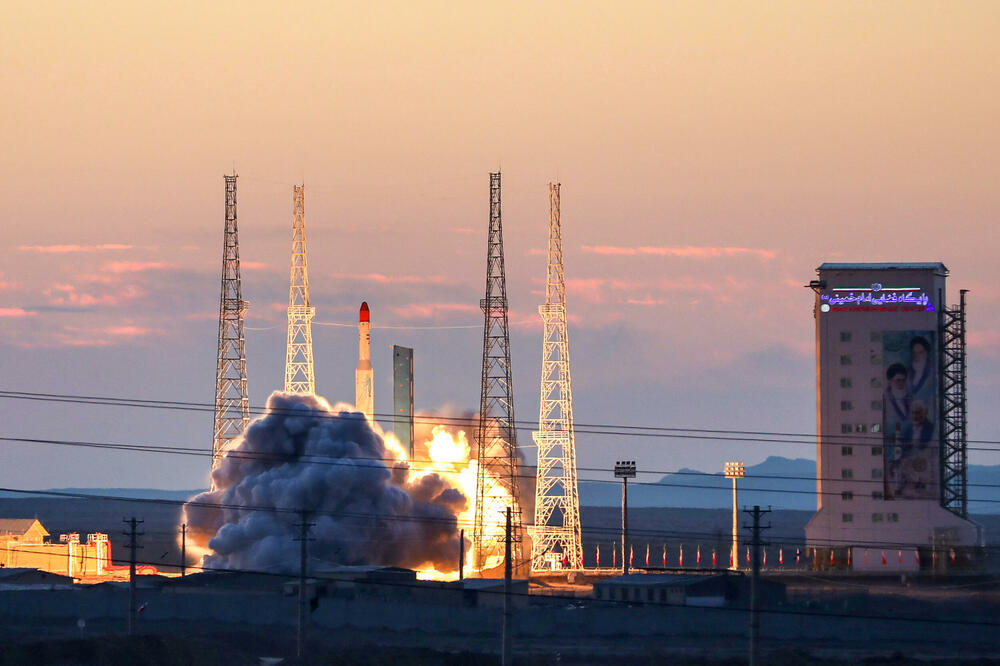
[579,456,1000,513]
[2,456,997,513]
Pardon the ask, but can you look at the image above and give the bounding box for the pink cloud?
[0,307,37,317]
[0,272,17,290]
[44,283,146,307]
[391,303,478,320]
[18,244,132,254]
[104,325,163,337]
[242,261,271,270]
[101,261,170,274]
[331,273,454,285]
[582,245,777,261]
[625,297,665,306]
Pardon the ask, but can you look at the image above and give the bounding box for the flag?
[729,550,734,567]
[847,549,851,567]
[645,544,650,568]
[779,548,783,566]
[613,546,617,568]
[915,550,920,565]
[949,548,956,563]
[830,549,834,565]
[696,545,701,565]
[746,546,750,565]
[679,545,684,567]
[596,544,601,567]
[898,550,903,564]
[629,545,634,568]
[881,551,887,565]
[662,544,667,567]
[712,549,717,567]
[864,550,869,566]
[138,602,148,614]
[762,548,767,567]
[796,548,800,566]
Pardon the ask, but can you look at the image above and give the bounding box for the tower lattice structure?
[529,183,583,572]
[212,173,250,474]
[284,185,316,394]
[473,172,523,573]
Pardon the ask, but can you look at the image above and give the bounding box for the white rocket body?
[355,301,374,421]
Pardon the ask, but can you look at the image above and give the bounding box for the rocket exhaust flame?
[182,392,507,578]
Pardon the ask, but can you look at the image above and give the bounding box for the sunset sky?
[2,2,999,494]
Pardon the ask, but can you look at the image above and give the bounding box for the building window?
[841,401,853,411]
[841,423,853,433]
[872,468,883,479]
[870,353,883,365]
[872,446,883,456]
[842,469,854,479]
[840,355,853,366]
[842,513,853,523]
[870,331,882,343]
[842,491,854,501]
[840,377,853,388]
[871,424,882,433]
[872,491,884,500]
[841,446,853,456]
[872,513,884,522]
[871,400,883,411]
[888,513,899,522]
[855,424,868,433]
[870,377,883,388]
[840,331,852,342]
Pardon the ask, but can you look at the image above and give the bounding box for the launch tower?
[473,172,523,573]
[212,173,250,473]
[284,185,316,394]
[529,183,583,572]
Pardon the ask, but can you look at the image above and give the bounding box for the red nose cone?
[359,301,370,322]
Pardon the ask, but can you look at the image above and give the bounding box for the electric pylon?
[284,185,316,394]
[212,173,250,474]
[530,183,583,572]
[473,172,523,574]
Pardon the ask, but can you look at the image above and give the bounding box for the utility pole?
[615,461,636,574]
[294,510,315,661]
[743,505,771,666]
[180,523,187,577]
[459,528,465,581]
[123,517,143,636]
[502,507,513,666]
[724,462,745,570]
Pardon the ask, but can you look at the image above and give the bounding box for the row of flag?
[589,544,960,568]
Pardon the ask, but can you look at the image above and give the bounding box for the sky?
[1,2,999,496]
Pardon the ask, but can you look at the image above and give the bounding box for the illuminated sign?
[819,284,934,313]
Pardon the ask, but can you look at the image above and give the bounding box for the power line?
[4,388,1000,450]
[2,433,999,500]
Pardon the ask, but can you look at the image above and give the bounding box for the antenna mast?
[530,183,583,572]
[284,185,316,394]
[473,172,523,573]
[212,173,250,473]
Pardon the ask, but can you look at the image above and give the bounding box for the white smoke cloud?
[184,392,467,573]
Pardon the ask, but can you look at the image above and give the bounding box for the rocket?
[355,301,374,421]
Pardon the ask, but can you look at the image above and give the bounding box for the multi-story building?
[804,263,980,571]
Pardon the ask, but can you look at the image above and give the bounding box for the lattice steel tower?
[473,172,523,573]
[284,185,316,394]
[212,173,250,473]
[530,183,583,572]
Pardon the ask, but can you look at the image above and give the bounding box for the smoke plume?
[184,392,467,574]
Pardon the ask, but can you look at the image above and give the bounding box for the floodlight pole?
[725,462,746,571]
[615,461,637,574]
